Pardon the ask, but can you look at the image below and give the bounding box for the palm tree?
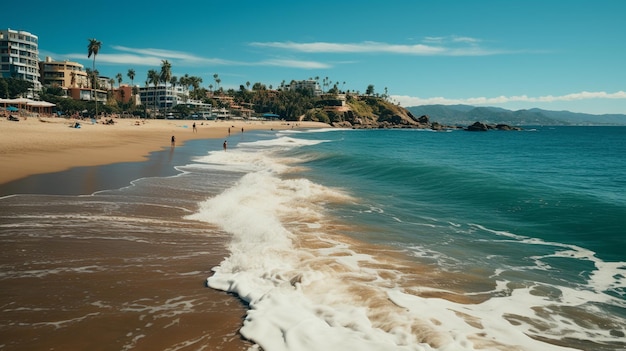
[179,74,189,102]
[189,76,202,100]
[213,73,221,93]
[170,76,179,106]
[85,68,92,88]
[147,69,160,117]
[127,69,136,106]
[109,78,115,102]
[116,73,123,88]
[127,69,135,86]
[160,60,172,111]
[87,38,102,117]
[70,71,76,87]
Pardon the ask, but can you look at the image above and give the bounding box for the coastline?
[0,117,329,350]
[0,116,329,185]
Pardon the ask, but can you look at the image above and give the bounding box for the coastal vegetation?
[0,77,33,99]
[3,36,426,127]
[11,52,422,127]
[6,37,623,126]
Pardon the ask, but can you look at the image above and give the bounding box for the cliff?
[305,95,444,129]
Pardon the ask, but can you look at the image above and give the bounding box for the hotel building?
[0,28,41,96]
[39,56,88,89]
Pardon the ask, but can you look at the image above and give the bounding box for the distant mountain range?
[406,105,626,126]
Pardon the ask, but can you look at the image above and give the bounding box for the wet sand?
[0,116,330,350]
[0,199,252,351]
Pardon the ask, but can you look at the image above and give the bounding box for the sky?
[6,0,626,115]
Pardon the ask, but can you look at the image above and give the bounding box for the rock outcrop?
[465,121,523,131]
[322,96,457,130]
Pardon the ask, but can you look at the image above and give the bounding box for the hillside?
[406,105,626,126]
[305,95,430,128]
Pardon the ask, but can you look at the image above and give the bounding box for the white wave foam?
[184,135,625,351]
[191,136,328,175]
[472,223,626,306]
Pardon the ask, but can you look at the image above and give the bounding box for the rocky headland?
[310,95,520,131]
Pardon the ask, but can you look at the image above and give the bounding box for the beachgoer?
[171,135,176,147]
[241,127,244,133]
[223,140,227,150]
[193,122,197,133]
[228,127,231,135]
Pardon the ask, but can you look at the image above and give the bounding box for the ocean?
[1,126,624,351]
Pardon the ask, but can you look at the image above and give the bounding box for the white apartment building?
[139,84,186,111]
[282,79,323,96]
[0,28,41,96]
[139,84,213,116]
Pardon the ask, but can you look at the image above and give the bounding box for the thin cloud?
[452,36,481,44]
[65,53,163,66]
[392,91,626,107]
[112,45,236,65]
[422,36,445,44]
[256,59,331,69]
[113,46,203,61]
[64,45,329,69]
[250,37,508,56]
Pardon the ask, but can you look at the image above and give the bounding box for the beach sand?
[0,116,329,185]
[0,115,330,350]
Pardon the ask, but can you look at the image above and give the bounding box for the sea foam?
[185,132,624,351]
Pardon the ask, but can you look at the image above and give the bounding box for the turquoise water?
[2,126,624,350]
[190,126,625,350]
[296,127,626,262]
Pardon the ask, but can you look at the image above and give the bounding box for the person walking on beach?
[223,140,227,150]
[192,122,197,133]
[171,135,176,147]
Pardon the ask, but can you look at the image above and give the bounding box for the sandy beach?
[0,116,329,185]
[0,115,330,350]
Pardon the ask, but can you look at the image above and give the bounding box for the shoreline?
[0,116,329,185]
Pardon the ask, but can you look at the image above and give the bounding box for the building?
[139,84,186,111]
[112,84,135,104]
[39,56,111,104]
[0,28,41,96]
[40,57,107,103]
[282,79,323,96]
[39,56,88,89]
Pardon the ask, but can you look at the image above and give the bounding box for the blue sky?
[7,0,626,114]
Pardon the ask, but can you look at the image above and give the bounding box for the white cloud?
[422,36,445,44]
[251,41,442,55]
[392,91,626,107]
[257,59,331,69]
[113,46,202,60]
[70,53,163,66]
[250,39,507,56]
[63,45,331,71]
